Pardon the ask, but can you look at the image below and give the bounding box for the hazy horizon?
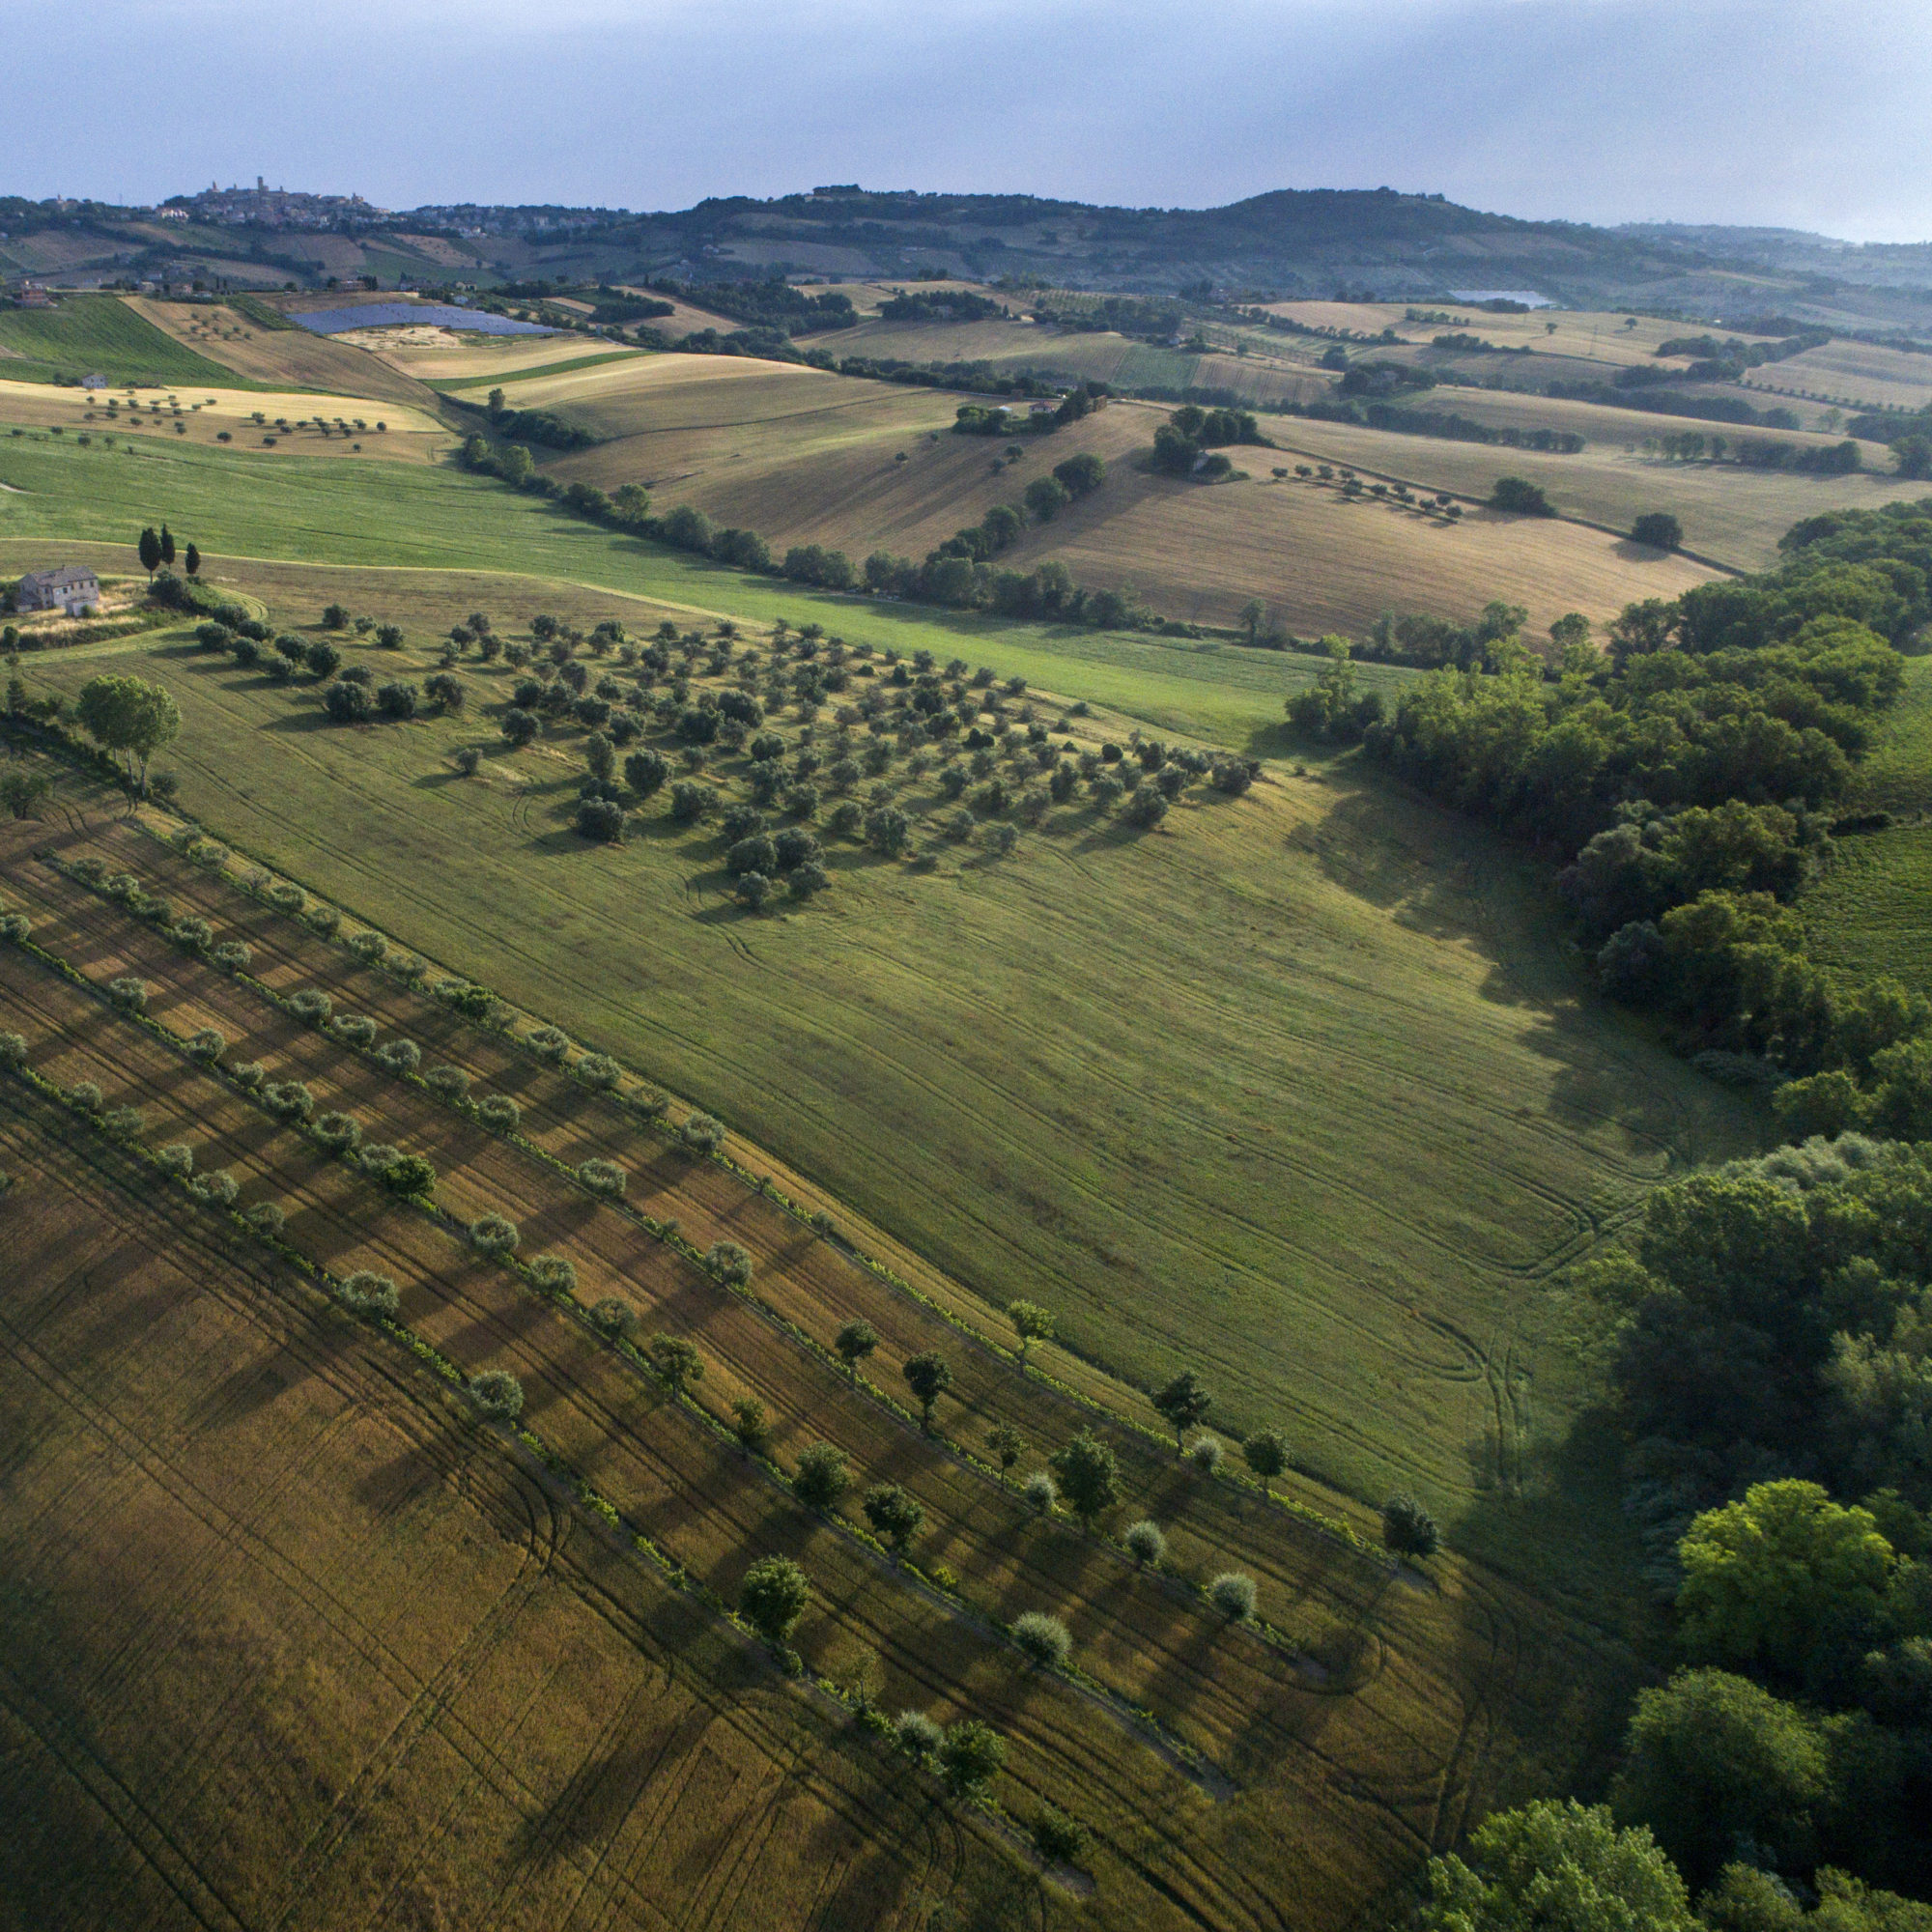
[14,0,1929,245]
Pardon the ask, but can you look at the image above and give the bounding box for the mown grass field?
[1749,338,1932,411]
[0,814,1649,1928]
[4,563,1761,1606]
[1801,656,1932,990]
[0,293,244,387]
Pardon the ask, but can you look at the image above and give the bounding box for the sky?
[17,0,1932,242]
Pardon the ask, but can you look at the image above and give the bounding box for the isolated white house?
[15,566,100,615]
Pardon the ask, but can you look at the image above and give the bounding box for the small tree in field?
[731,1397,771,1454]
[793,1442,850,1510]
[1049,1432,1121,1532]
[739,1555,809,1649]
[1243,1429,1289,1497]
[647,1333,703,1396]
[1383,1492,1440,1558]
[902,1350,952,1433]
[863,1481,924,1555]
[937,1720,1006,1798]
[1008,1299,1053,1360]
[987,1423,1025,1476]
[1151,1369,1211,1456]
[834,1319,877,1376]
[1123,1520,1166,1568]
[1209,1572,1257,1621]
[1011,1610,1072,1670]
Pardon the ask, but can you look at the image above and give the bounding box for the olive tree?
[739,1555,810,1649]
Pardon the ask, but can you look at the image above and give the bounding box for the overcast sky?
[17,0,1930,242]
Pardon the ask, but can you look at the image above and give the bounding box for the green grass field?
[4,489,1762,1600]
[0,429,1422,747]
[0,294,245,387]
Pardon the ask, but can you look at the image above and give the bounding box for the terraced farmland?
[0,805,1643,1930]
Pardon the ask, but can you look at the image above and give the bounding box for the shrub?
[936,1720,1007,1798]
[575,798,625,842]
[576,1052,621,1089]
[892,1708,946,1765]
[1023,1470,1058,1516]
[1632,510,1683,551]
[681,1112,724,1154]
[155,1142,195,1179]
[1032,1806,1087,1865]
[102,1104,144,1139]
[476,1094,522,1132]
[304,904,342,938]
[376,680,418,720]
[578,1157,626,1198]
[67,1079,104,1113]
[264,1080,316,1121]
[185,1026,225,1064]
[324,679,370,724]
[328,1014,377,1048]
[863,1481,925,1553]
[528,1254,579,1296]
[469,1369,525,1420]
[382,1153,437,1199]
[1123,786,1168,829]
[646,1333,703,1393]
[229,1060,266,1091]
[0,913,32,945]
[313,1111,363,1151]
[1122,1519,1167,1568]
[267,882,306,914]
[590,1295,637,1337]
[470,1214,521,1256]
[192,1169,240,1207]
[1010,1610,1072,1670]
[171,915,213,952]
[1382,1492,1440,1557]
[793,1442,851,1510]
[211,940,252,973]
[107,976,150,1014]
[286,989,333,1027]
[1188,1433,1225,1474]
[1208,1571,1257,1621]
[424,1065,470,1100]
[705,1239,753,1286]
[526,1024,571,1064]
[339,1270,401,1317]
[739,1554,810,1648]
[246,1201,286,1236]
[1489,474,1555,516]
[375,1039,420,1075]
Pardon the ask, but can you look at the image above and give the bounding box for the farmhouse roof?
[20,566,99,591]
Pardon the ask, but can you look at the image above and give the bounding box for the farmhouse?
[15,566,100,616]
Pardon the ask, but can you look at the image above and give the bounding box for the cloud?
[14,0,1931,241]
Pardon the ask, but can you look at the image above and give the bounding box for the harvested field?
[0,1076,1034,1930]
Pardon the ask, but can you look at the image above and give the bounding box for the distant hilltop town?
[160,180,387,229]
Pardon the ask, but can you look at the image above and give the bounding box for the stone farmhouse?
[15,566,100,616]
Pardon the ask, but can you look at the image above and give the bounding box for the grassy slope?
[7,528,1759,1601]
[1801,656,1932,990]
[0,433,1411,747]
[0,294,244,387]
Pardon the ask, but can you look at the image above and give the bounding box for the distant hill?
[2,184,1928,324]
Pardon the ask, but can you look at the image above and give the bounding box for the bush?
[339,1270,401,1317]
[737,1553,810,1648]
[681,1112,724,1154]
[246,1201,286,1236]
[1187,1433,1225,1474]
[1010,1610,1072,1669]
[1032,1806,1087,1864]
[589,1295,637,1337]
[423,1064,469,1100]
[229,1060,266,1091]
[102,1104,144,1139]
[328,1014,377,1048]
[1633,510,1684,551]
[577,1052,621,1089]
[1489,475,1555,516]
[895,1710,943,1761]
[0,1031,27,1069]
[374,1039,421,1075]
[171,915,213,952]
[1023,1470,1058,1516]
[264,1080,316,1122]
[453,745,482,776]
[211,940,252,973]
[375,681,418,720]
[469,1368,525,1420]
[470,1213,521,1256]
[154,1142,194,1179]
[526,1024,571,1064]
[705,1239,753,1286]
[107,976,150,1014]
[793,1442,851,1509]
[578,1157,626,1198]
[1208,1571,1257,1620]
[191,1168,240,1208]
[185,1026,225,1064]
[286,989,333,1026]
[0,913,33,945]
[1382,1492,1440,1557]
[476,1094,522,1132]
[323,679,370,724]
[936,1719,1007,1798]
[313,1111,363,1151]
[1123,1519,1167,1567]
[576,797,625,842]
[381,1152,437,1199]
[67,1079,104,1113]
[528,1254,578,1296]
[727,833,778,877]
[668,780,711,824]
